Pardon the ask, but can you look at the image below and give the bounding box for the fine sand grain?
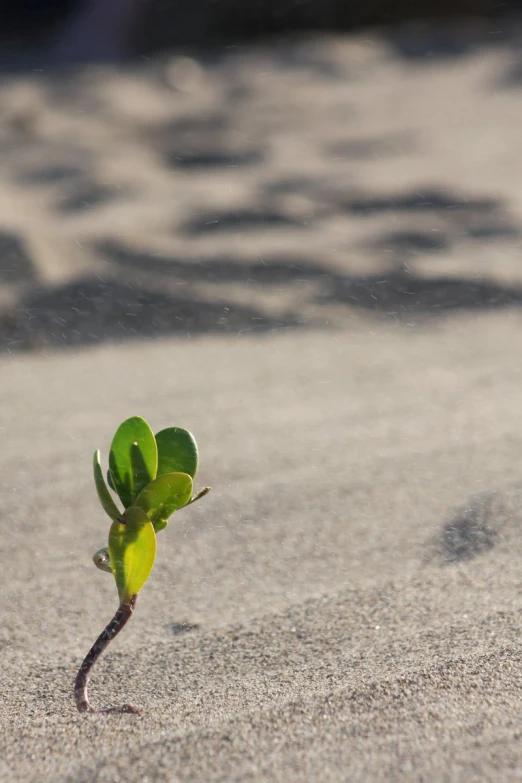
[2,321,522,782]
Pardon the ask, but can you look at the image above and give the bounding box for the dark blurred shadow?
[436,493,506,563]
[370,230,450,254]
[151,113,265,172]
[57,182,124,213]
[319,270,522,316]
[170,621,200,635]
[382,20,506,61]
[135,1,522,52]
[3,236,522,352]
[95,240,330,284]
[16,162,85,186]
[326,133,419,160]
[169,150,264,170]
[367,223,518,257]
[0,231,37,285]
[2,169,522,353]
[265,182,520,247]
[183,209,303,235]
[0,276,300,352]
[2,0,522,68]
[336,188,499,216]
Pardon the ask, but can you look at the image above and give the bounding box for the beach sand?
[1,18,522,782]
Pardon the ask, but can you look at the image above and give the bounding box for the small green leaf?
[109,417,158,508]
[108,506,156,603]
[135,472,193,532]
[155,428,198,479]
[93,450,121,522]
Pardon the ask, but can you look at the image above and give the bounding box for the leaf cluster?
[93,417,209,602]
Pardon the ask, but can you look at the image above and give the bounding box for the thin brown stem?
[74,593,139,714]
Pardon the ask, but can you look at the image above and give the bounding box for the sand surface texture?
[2,19,522,782]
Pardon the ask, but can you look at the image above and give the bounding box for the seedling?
[74,416,210,714]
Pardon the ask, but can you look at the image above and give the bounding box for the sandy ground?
[2,17,522,783]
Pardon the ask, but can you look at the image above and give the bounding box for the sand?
[2,17,522,783]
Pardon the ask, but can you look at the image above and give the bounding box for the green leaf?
[108,506,156,603]
[93,450,121,522]
[155,428,198,479]
[135,472,193,532]
[109,417,158,508]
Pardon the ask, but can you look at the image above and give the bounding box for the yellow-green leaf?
[108,506,156,603]
[93,450,121,522]
[134,472,193,532]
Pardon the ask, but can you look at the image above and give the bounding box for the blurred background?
[0,1,522,351]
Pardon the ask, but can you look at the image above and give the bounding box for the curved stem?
[74,594,139,713]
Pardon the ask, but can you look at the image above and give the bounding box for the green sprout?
[74,416,210,714]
